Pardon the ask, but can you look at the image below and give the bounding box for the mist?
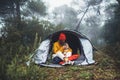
[0,0,120,79]
[43,0,118,47]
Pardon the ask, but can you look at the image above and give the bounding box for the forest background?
[0,0,120,80]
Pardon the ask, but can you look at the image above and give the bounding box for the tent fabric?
[33,39,50,64]
[33,30,95,67]
[75,38,95,65]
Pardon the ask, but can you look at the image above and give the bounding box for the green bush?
[6,55,48,80]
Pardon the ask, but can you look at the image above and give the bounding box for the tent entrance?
[50,31,82,54]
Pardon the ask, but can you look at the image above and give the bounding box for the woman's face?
[59,40,65,46]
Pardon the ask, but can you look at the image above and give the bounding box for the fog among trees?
[0,0,120,80]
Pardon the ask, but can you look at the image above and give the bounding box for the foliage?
[0,0,120,80]
[101,43,120,67]
[6,57,49,80]
[1,42,120,80]
[27,0,46,16]
[0,18,58,80]
[103,3,120,44]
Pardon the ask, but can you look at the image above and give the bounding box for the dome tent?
[32,30,95,67]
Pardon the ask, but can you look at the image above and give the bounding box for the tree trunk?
[75,5,90,31]
[15,0,22,30]
[16,0,21,22]
[116,0,120,5]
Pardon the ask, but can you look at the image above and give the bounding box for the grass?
[1,38,120,80]
[5,49,120,80]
